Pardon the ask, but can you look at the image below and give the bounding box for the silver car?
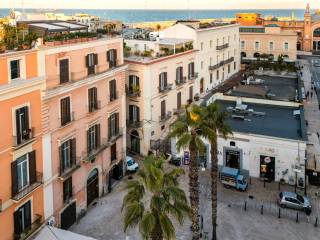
[278,191,311,212]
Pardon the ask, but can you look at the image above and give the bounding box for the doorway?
[60,201,76,230]
[108,163,123,192]
[130,130,140,154]
[260,155,275,182]
[225,149,241,169]
[86,169,99,206]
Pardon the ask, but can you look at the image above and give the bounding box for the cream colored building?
[162,22,241,93]
[124,38,198,155]
[239,26,298,60]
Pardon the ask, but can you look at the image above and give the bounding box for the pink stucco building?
[38,36,127,229]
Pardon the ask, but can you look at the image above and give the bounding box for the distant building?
[236,4,320,52]
[239,25,297,60]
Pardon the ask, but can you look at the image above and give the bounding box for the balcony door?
[129,105,140,123]
[159,72,167,90]
[108,113,120,139]
[15,106,30,145]
[177,92,182,110]
[188,62,195,79]
[60,139,76,175]
[14,200,31,236]
[59,59,69,84]
[161,100,166,119]
[129,75,139,92]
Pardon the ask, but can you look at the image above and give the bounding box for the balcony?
[12,127,35,149]
[223,57,234,64]
[173,108,184,115]
[158,84,173,94]
[88,100,101,113]
[108,128,123,144]
[159,111,172,122]
[12,172,43,202]
[127,120,143,129]
[82,138,109,163]
[126,85,141,98]
[188,72,199,81]
[175,77,187,86]
[59,159,81,180]
[216,43,229,50]
[13,214,42,240]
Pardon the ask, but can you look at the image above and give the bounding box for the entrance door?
[260,156,275,181]
[60,201,76,230]
[87,169,99,206]
[225,149,241,169]
[108,164,123,192]
[130,130,140,154]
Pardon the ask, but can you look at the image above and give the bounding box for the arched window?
[314,28,320,37]
[253,52,260,58]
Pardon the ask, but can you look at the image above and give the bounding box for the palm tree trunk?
[189,144,200,240]
[210,138,218,240]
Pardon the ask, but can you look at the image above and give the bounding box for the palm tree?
[122,155,190,240]
[170,105,206,240]
[201,103,232,240]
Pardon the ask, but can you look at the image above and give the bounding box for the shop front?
[260,155,275,182]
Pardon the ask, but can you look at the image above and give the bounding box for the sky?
[0,0,319,10]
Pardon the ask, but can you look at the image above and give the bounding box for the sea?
[0,8,308,23]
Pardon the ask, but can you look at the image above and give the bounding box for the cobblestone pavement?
[70,164,320,240]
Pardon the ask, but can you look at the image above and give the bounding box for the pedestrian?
[306,208,311,222]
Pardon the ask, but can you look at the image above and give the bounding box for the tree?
[170,105,206,240]
[122,155,190,240]
[200,103,232,240]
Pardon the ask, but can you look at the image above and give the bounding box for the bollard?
[244,201,247,211]
[260,205,263,215]
[296,212,299,223]
[315,217,318,227]
[278,208,281,219]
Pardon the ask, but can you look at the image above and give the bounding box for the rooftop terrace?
[216,99,306,141]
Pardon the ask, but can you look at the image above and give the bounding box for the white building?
[162,21,241,94]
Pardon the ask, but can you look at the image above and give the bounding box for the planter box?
[45,41,55,47]
[54,41,62,46]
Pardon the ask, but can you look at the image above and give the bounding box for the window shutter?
[28,150,36,184]
[87,129,90,153]
[108,117,111,139]
[13,209,21,235]
[115,113,119,134]
[11,160,18,196]
[66,97,71,121]
[106,50,110,61]
[71,138,76,165]
[24,201,32,228]
[137,107,140,122]
[96,124,101,147]
[164,72,167,86]
[15,109,21,144]
[176,68,179,81]
[113,49,117,64]
[59,145,64,175]
[23,106,29,132]
[85,55,89,67]
[129,105,133,121]
[159,74,161,89]
[94,54,98,65]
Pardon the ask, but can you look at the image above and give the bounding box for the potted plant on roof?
[0,41,6,53]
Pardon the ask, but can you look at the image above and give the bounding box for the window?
[177,92,182,110]
[107,49,117,68]
[128,75,140,93]
[88,87,98,112]
[200,42,204,51]
[59,59,69,84]
[176,66,183,83]
[189,86,193,102]
[129,105,140,123]
[228,64,231,74]
[210,73,213,83]
[269,42,274,51]
[188,62,195,79]
[161,100,166,119]
[284,42,289,51]
[240,41,246,50]
[15,106,31,145]
[11,151,36,196]
[109,79,117,101]
[255,41,260,50]
[111,143,117,161]
[108,113,120,139]
[234,62,237,71]
[60,97,71,126]
[85,53,98,75]
[63,177,73,203]
[159,72,168,91]
[216,70,219,80]
[60,138,76,175]
[87,124,100,154]
[14,200,31,236]
[10,60,20,80]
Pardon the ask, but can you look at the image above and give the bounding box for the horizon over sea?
[0,8,309,23]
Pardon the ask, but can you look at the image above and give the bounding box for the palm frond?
[159,213,176,240]
[123,201,145,232]
[139,211,157,240]
[175,133,192,151]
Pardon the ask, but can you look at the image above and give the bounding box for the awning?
[33,226,97,240]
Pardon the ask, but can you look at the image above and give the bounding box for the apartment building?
[162,21,241,93]
[239,26,298,61]
[124,38,197,156]
[0,49,46,240]
[38,35,127,229]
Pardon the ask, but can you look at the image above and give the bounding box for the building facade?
[239,26,298,60]
[39,36,127,229]
[0,49,45,240]
[162,22,241,93]
[236,4,320,52]
[124,38,197,156]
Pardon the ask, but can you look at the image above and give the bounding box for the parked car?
[169,156,182,166]
[126,156,139,172]
[278,191,311,212]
